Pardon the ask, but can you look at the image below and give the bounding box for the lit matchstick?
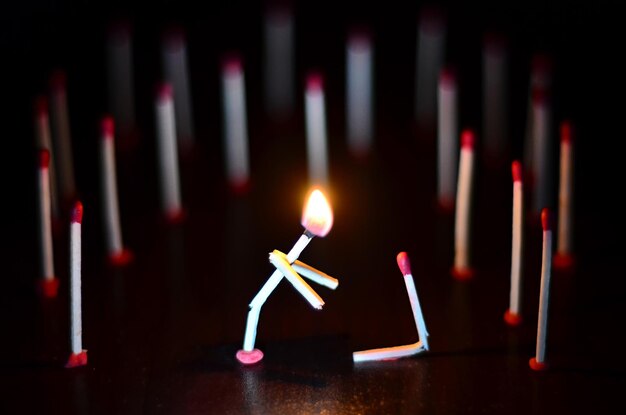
[530,208,553,371]
[505,161,524,326]
[553,121,575,270]
[66,201,87,368]
[36,149,59,298]
[237,188,337,365]
[100,116,133,266]
[451,129,476,280]
[353,252,429,362]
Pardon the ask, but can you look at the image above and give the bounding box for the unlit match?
[482,33,508,165]
[263,6,294,116]
[66,201,87,368]
[553,120,575,270]
[437,67,458,211]
[36,149,59,298]
[530,88,553,215]
[34,97,59,220]
[505,161,524,326]
[305,73,330,187]
[50,70,76,202]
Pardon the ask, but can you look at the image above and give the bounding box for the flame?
[301,188,333,237]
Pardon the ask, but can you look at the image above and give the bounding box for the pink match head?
[532,87,549,107]
[541,208,551,231]
[512,160,522,182]
[50,69,67,93]
[396,252,412,275]
[71,201,83,224]
[306,72,324,92]
[101,116,115,139]
[39,149,50,169]
[560,120,573,144]
[461,129,475,150]
[439,67,456,88]
[348,26,371,50]
[35,96,49,118]
[156,82,173,101]
[222,52,243,75]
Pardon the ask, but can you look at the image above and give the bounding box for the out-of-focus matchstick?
[99,116,133,266]
[482,33,508,166]
[437,67,458,212]
[505,161,524,326]
[530,88,553,217]
[553,120,575,270]
[50,70,76,204]
[305,72,329,187]
[36,149,59,298]
[34,97,59,222]
[264,5,295,117]
[66,201,87,368]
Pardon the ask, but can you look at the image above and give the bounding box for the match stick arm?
[289,259,338,290]
[352,341,427,362]
[269,251,325,309]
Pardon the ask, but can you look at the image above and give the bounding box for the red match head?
[461,129,475,150]
[101,116,115,138]
[348,26,371,50]
[541,208,551,231]
[532,53,553,77]
[560,120,573,144]
[396,252,412,275]
[71,201,83,224]
[439,67,456,88]
[484,32,507,55]
[39,149,50,169]
[50,69,67,93]
[306,72,324,92]
[156,82,173,101]
[512,160,522,183]
[35,96,49,119]
[532,87,549,107]
[222,52,243,75]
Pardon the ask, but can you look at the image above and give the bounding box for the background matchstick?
[505,161,524,326]
[553,120,575,270]
[482,33,508,166]
[451,129,476,280]
[155,83,185,224]
[437,67,458,212]
[50,70,76,204]
[66,201,87,368]
[530,88,553,216]
[34,97,59,222]
[100,116,133,266]
[36,149,59,298]
[221,54,251,194]
[263,6,294,117]
[530,208,553,371]
[305,72,330,188]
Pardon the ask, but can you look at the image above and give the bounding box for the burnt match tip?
[71,201,83,224]
[461,129,475,149]
[560,120,573,144]
[512,160,523,182]
[101,116,115,138]
[396,252,412,275]
[541,208,551,231]
[39,149,50,169]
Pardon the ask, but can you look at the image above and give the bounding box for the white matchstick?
[66,201,87,368]
[291,259,338,290]
[505,161,524,326]
[437,67,458,212]
[35,97,59,221]
[553,121,575,270]
[107,20,137,148]
[530,208,553,371]
[237,188,334,365]
[346,28,374,158]
[482,34,508,166]
[415,6,445,132]
[305,73,329,187]
[268,250,325,310]
[100,116,133,266]
[221,55,251,194]
[162,27,195,155]
[531,89,553,216]
[155,83,185,223]
[352,252,429,362]
[36,149,59,298]
[50,70,76,203]
[264,6,294,117]
[451,130,476,280]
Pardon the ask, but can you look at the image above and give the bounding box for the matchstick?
[437,67,458,212]
[305,73,329,187]
[505,161,524,326]
[264,6,294,117]
[66,201,87,368]
[482,33,508,166]
[50,70,76,203]
[36,149,59,298]
[553,121,575,270]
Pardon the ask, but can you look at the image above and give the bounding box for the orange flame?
[301,188,333,237]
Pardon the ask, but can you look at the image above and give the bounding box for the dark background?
[1,1,625,414]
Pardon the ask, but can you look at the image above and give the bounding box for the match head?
[306,72,324,92]
[71,201,83,224]
[396,252,412,275]
[560,120,573,144]
[484,32,507,55]
[222,52,243,75]
[529,357,548,371]
[531,87,550,107]
[101,116,115,139]
[461,129,475,150]
[504,310,522,326]
[35,95,49,119]
[439,67,456,88]
[50,69,67,93]
[531,53,553,78]
[156,82,173,102]
[301,188,333,237]
[512,160,523,182]
[38,149,50,169]
[65,351,88,368]
[541,208,551,231]
[163,25,186,51]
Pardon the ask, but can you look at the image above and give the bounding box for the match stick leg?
[237,305,264,365]
[291,260,339,289]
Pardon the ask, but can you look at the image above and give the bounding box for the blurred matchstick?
[36,149,59,298]
[437,67,458,212]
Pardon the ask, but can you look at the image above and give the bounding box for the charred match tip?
[35,96,49,118]
[222,52,243,74]
[50,69,66,92]
[101,116,115,138]
[39,149,50,169]
[440,67,456,87]
[71,201,83,224]
[306,72,323,92]
[156,82,173,101]
[396,252,412,275]
[512,160,523,182]
[541,208,551,231]
[560,120,572,144]
[461,129,475,150]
